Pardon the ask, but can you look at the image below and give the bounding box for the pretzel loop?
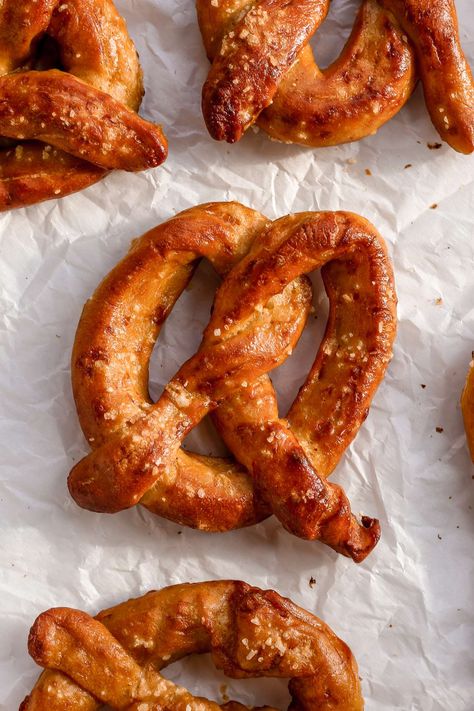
[20,581,364,710]
[68,202,396,562]
[0,0,168,210]
[198,0,473,151]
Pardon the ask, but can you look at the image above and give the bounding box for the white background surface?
[1,1,473,708]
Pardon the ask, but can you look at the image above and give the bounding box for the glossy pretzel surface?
[0,0,168,210]
[69,202,397,562]
[21,581,364,710]
[198,0,474,152]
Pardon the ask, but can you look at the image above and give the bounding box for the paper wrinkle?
[1,0,473,708]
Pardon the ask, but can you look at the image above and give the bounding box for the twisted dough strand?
[21,581,364,710]
[68,203,396,562]
[0,0,167,209]
[199,0,473,151]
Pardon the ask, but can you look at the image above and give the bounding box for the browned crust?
[20,581,364,710]
[198,0,473,151]
[0,142,106,209]
[68,202,396,562]
[0,71,167,171]
[0,0,167,211]
[380,0,474,154]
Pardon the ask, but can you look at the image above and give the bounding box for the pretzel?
[68,202,396,562]
[0,0,168,210]
[20,580,364,711]
[198,0,474,153]
[461,356,474,461]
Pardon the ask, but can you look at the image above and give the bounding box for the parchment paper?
[1,1,473,708]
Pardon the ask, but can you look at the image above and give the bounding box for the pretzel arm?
[69,204,279,525]
[203,211,396,560]
[0,70,167,170]
[202,0,329,142]
[0,0,57,75]
[47,0,144,109]
[0,142,106,210]
[381,0,474,153]
[258,0,416,146]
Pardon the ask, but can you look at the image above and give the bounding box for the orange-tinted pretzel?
[0,0,168,210]
[461,355,474,461]
[20,581,364,711]
[68,202,397,562]
[198,0,474,152]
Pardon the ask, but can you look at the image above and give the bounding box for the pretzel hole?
[161,652,291,709]
[272,271,327,418]
[147,260,230,457]
[32,35,64,72]
[309,0,359,68]
[148,264,329,451]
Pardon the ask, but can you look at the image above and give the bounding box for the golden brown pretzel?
[198,0,474,152]
[68,202,396,562]
[20,581,364,710]
[461,355,474,461]
[0,0,168,210]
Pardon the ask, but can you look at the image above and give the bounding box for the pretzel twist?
[20,581,364,711]
[198,0,474,152]
[68,202,396,562]
[461,356,474,461]
[0,0,168,210]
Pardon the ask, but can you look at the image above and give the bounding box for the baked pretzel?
[68,202,396,562]
[461,356,474,461]
[0,0,168,210]
[198,0,474,152]
[20,580,364,711]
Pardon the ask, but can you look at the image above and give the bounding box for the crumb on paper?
[309,576,316,588]
[434,297,443,305]
[436,427,444,433]
[346,158,357,165]
[404,163,412,169]
[437,534,442,540]
[421,384,426,389]
[220,684,229,702]
[365,168,372,176]
[427,142,442,150]
[430,203,438,210]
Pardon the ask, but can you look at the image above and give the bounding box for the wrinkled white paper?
[1,1,473,708]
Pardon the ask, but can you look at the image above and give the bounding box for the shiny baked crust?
[68,202,397,562]
[0,0,168,210]
[198,0,474,152]
[461,357,474,461]
[20,581,364,710]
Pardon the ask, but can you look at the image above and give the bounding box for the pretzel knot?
[69,202,396,563]
[20,581,364,710]
[198,0,474,152]
[0,0,168,210]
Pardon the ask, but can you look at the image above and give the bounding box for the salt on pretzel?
[68,202,396,562]
[0,0,168,210]
[198,0,474,152]
[461,356,474,461]
[20,581,364,710]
